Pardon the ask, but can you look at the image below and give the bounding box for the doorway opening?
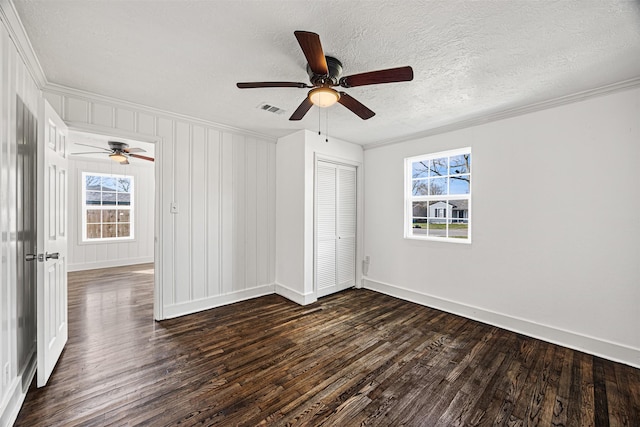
[67,130,157,315]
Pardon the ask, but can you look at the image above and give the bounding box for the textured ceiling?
[12,0,640,145]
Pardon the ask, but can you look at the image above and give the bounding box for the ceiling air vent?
[257,103,286,115]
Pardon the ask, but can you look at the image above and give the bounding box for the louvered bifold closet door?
[316,162,337,294]
[315,161,357,298]
[337,166,356,289]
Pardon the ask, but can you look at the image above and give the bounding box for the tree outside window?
[405,148,471,242]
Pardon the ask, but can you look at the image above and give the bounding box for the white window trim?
[81,171,135,243]
[404,147,472,244]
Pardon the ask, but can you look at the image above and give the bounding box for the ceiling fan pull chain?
[325,108,329,143]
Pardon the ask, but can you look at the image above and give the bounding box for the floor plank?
[14,264,640,426]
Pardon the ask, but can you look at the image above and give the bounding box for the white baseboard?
[163,284,276,319]
[68,256,154,272]
[274,283,317,305]
[363,277,640,369]
[0,352,36,427]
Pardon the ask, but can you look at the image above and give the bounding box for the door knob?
[25,254,37,261]
[37,252,60,262]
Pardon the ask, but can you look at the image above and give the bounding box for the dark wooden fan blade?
[289,98,313,121]
[339,66,414,88]
[74,142,111,152]
[124,147,146,153]
[237,82,310,89]
[338,92,375,120]
[294,31,328,75]
[128,153,155,162]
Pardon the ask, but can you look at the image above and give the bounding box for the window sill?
[79,237,137,245]
[404,235,472,244]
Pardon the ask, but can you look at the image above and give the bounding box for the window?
[81,172,134,242]
[405,147,471,242]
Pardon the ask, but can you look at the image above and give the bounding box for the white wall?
[67,157,155,271]
[276,129,364,304]
[42,87,277,320]
[363,87,640,367]
[274,131,306,301]
[0,13,41,427]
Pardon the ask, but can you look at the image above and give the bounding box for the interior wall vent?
[257,103,286,115]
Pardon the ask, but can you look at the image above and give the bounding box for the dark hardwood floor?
[15,264,640,426]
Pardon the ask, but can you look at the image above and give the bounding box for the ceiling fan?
[71,141,154,164]
[237,31,414,121]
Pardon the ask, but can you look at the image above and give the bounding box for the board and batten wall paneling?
[245,139,257,290]
[220,132,234,296]
[156,116,176,310]
[206,129,221,297]
[174,121,191,304]
[190,125,206,301]
[0,20,41,427]
[42,88,277,319]
[256,141,270,288]
[233,134,246,292]
[66,157,155,271]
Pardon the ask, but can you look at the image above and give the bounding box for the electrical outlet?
[3,362,9,385]
[170,202,179,214]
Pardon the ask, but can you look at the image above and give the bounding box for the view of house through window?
[405,147,471,242]
[82,172,134,241]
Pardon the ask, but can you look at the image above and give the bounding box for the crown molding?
[0,0,47,88]
[364,76,640,150]
[44,82,278,143]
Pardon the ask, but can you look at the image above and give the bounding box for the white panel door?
[315,161,356,298]
[36,101,68,387]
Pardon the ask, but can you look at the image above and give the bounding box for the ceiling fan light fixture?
[109,152,127,163]
[308,87,340,108]
[236,31,413,120]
